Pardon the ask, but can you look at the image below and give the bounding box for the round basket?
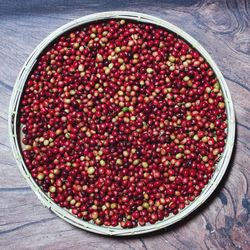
[8,11,235,236]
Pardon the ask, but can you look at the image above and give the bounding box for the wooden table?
[1,1,249,249]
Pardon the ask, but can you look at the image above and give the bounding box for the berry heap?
[20,19,227,228]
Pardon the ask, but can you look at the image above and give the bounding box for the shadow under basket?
[8,11,235,236]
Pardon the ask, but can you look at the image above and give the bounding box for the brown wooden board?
[0,0,249,249]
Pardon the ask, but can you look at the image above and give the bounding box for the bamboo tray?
[8,11,235,236]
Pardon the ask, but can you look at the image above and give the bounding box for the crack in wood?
[0,161,16,166]
[237,138,250,152]
[139,238,148,250]
[0,142,10,149]
[242,195,250,215]
[0,115,7,121]
[237,121,250,131]
[245,0,250,17]
[239,170,249,194]
[204,240,210,250]
[0,80,13,91]
[202,213,214,233]
[0,187,31,193]
[224,75,250,92]
[224,187,237,217]
[218,191,228,205]
[0,217,57,235]
[214,205,224,231]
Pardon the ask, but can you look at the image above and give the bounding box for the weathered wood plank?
[0,0,249,249]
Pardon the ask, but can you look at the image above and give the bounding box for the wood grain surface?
[0,0,249,249]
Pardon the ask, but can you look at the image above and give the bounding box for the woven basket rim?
[8,11,235,236]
